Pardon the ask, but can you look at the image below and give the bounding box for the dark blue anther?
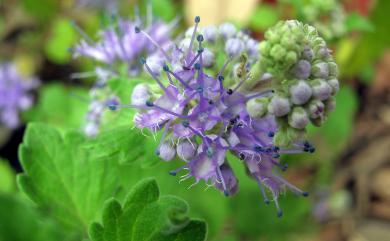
[194,63,201,70]
[281,164,288,171]
[268,131,275,137]
[196,85,203,93]
[197,47,204,53]
[302,192,309,197]
[194,16,200,23]
[140,57,146,64]
[206,147,214,157]
[145,100,154,107]
[227,89,233,95]
[134,26,140,33]
[108,104,117,111]
[277,210,283,218]
[155,149,160,156]
[273,146,280,152]
[197,34,204,42]
[224,190,229,197]
[254,145,264,152]
[182,120,190,128]
[304,141,311,148]
[272,153,280,159]
[169,171,177,176]
[309,147,315,153]
[218,75,224,81]
[239,153,245,160]
[163,64,169,71]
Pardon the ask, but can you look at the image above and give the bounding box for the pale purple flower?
[0,63,38,129]
[110,17,315,217]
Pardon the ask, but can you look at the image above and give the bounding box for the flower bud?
[328,62,338,78]
[131,83,151,106]
[312,62,329,79]
[327,78,339,94]
[302,45,314,61]
[291,60,311,79]
[157,141,176,161]
[202,26,218,42]
[288,107,309,129]
[225,38,245,57]
[177,140,197,161]
[202,48,215,67]
[268,95,291,117]
[219,23,236,39]
[270,44,286,61]
[311,79,332,100]
[246,39,259,57]
[290,80,312,105]
[307,99,325,119]
[325,97,336,112]
[246,98,268,118]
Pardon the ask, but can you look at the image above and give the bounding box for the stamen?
[245,89,274,101]
[256,177,270,205]
[71,21,94,44]
[273,175,308,197]
[169,164,189,176]
[185,16,201,61]
[135,27,171,61]
[141,59,167,92]
[216,167,229,196]
[165,69,193,90]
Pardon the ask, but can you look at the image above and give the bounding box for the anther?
[134,26,140,33]
[197,34,204,42]
[163,64,169,71]
[145,100,154,107]
[268,131,275,137]
[194,16,200,23]
[182,120,190,128]
[218,75,224,82]
[239,153,245,160]
[108,104,118,111]
[140,57,146,64]
[194,63,201,70]
[302,192,309,197]
[227,89,233,95]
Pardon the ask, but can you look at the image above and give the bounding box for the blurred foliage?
[0,159,15,192]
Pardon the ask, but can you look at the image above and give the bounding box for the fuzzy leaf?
[89,178,207,241]
[17,123,125,238]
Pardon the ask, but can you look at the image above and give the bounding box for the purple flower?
[0,63,38,129]
[110,17,316,216]
[72,15,174,76]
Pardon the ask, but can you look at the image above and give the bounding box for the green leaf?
[345,12,374,32]
[44,18,77,64]
[17,123,125,238]
[0,192,72,241]
[22,83,88,132]
[249,5,279,31]
[89,178,207,241]
[0,158,15,192]
[344,1,390,76]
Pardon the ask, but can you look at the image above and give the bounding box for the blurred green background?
[1,0,390,241]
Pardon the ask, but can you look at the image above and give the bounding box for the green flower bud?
[246,97,269,118]
[268,95,291,117]
[288,107,309,129]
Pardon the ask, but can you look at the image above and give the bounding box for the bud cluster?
[249,20,339,145]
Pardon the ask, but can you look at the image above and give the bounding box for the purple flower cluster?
[110,17,317,217]
[72,15,174,76]
[0,63,38,129]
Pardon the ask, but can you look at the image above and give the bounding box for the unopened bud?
[177,140,197,161]
[268,95,291,117]
[290,80,312,105]
[157,141,176,161]
[291,60,311,79]
[312,62,329,79]
[246,98,269,118]
[131,83,151,106]
[225,38,245,57]
[219,23,236,39]
[288,107,309,129]
[311,79,332,101]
